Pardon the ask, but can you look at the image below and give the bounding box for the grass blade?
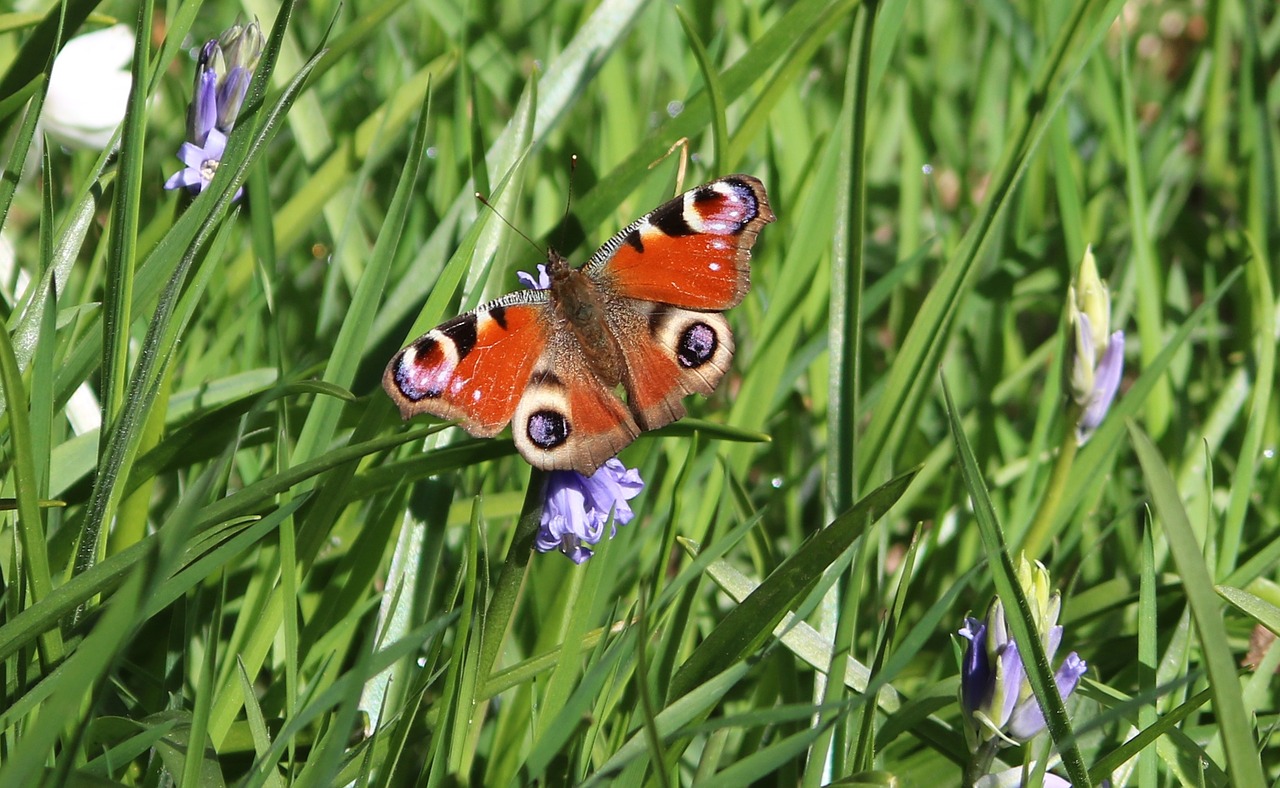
[1128,421,1266,785]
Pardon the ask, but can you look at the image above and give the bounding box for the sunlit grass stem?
[1020,403,1082,558]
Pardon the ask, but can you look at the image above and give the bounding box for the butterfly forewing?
[587,175,773,311]
[383,291,551,437]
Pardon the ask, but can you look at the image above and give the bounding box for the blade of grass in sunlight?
[826,0,877,515]
[99,1,152,446]
[1217,238,1274,575]
[674,6,728,172]
[668,469,916,703]
[1137,521,1158,785]
[1128,421,1266,786]
[1217,585,1280,635]
[292,81,432,467]
[0,286,62,660]
[812,6,881,777]
[585,661,754,785]
[0,74,43,232]
[1114,23,1171,438]
[0,562,153,784]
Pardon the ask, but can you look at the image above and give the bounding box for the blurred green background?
[0,0,1276,784]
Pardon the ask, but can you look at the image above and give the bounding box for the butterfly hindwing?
[383,291,551,437]
[604,299,735,431]
[587,175,774,311]
[511,330,641,472]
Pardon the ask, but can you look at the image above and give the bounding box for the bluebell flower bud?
[200,22,263,135]
[1065,246,1124,444]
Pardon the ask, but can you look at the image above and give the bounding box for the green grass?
[0,0,1277,784]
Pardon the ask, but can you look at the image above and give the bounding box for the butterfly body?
[385,175,774,475]
[545,251,628,387]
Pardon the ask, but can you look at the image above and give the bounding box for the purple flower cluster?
[534,459,644,564]
[958,558,1088,785]
[164,22,263,198]
[959,615,1087,742]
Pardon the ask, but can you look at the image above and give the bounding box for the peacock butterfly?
[383,174,774,475]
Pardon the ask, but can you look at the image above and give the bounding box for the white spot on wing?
[682,193,707,232]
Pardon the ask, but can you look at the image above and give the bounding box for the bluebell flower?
[164,22,263,198]
[1065,246,1124,444]
[959,556,1087,746]
[534,459,644,563]
[164,128,230,195]
[517,263,551,290]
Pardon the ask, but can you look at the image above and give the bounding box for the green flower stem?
[479,469,547,684]
[1020,403,1082,557]
[963,738,1001,787]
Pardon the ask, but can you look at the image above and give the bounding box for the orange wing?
[586,175,775,310]
[383,292,550,437]
[605,300,736,431]
[511,329,641,474]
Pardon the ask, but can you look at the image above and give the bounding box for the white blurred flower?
[0,230,24,304]
[0,230,101,435]
[40,25,134,151]
[975,767,1071,788]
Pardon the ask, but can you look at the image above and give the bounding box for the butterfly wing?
[591,175,772,431]
[383,290,551,437]
[511,327,641,474]
[384,175,774,473]
[586,175,774,310]
[603,299,736,431]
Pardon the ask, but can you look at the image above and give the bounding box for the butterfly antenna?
[552,154,578,254]
[475,191,546,257]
